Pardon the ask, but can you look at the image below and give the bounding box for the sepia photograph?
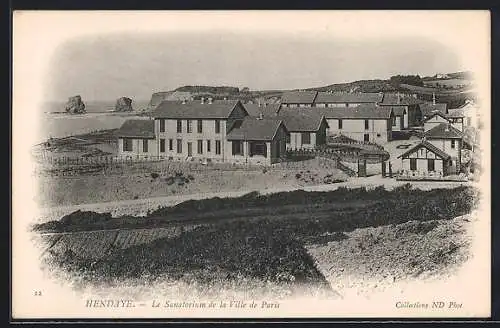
[11,10,491,319]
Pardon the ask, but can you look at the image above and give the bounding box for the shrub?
[151,172,159,179]
[295,173,302,179]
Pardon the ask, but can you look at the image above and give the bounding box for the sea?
[36,100,151,144]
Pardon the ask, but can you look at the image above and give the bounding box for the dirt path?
[36,176,472,223]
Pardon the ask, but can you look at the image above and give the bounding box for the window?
[187,120,193,133]
[392,116,396,126]
[176,120,182,133]
[451,140,455,149]
[301,133,311,145]
[159,139,165,153]
[345,103,349,108]
[176,139,182,153]
[466,117,472,126]
[232,140,243,155]
[159,119,165,133]
[428,159,435,172]
[285,133,291,144]
[197,140,203,154]
[363,134,369,142]
[143,139,148,153]
[215,120,221,134]
[123,138,133,152]
[338,119,343,129]
[364,119,369,130]
[410,158,417,171]
[197,120,203,133]
[250,142,267,157]
[215,140,221,155]
[206,140,211,152]
[169,139,173,151]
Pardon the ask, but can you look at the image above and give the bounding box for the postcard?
[12,10,491,319]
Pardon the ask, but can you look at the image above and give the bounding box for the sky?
[15,11,486,102]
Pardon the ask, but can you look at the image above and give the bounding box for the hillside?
[145,71,474,110]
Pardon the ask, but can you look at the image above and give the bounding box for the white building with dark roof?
[309,104,395,144]
[116,119,157,158]
[424,122,464,174]
[149,98,288,165]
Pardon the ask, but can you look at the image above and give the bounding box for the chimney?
[413,93,418,99]
[208,97,213,104]
[200,97,205,104]
[258,100,261,107]
[432,93,436,105]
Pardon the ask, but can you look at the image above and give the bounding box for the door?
[187,142,192,156]
[363,133,369,142]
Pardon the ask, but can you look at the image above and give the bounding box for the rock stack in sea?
[115,97,134,112]
[65,95,86,114]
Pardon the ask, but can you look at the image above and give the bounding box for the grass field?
[35,158,348,207]
[37,185,477,299]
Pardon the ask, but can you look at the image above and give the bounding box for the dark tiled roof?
[383,106,406,116]
[281,91,318,104]
[398,140,451,160]
[116,119,155,139]
[423,111,451,123]
[421,103,448,116]
[315,92,383,104]
[380,93,424,106]
[315,104,393,119]
[152,100,243,119]
[226,117,285,141]
[278,109,328,132]
[424,123,463,139]
[243,103,281,117]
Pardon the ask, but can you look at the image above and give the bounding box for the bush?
[151,172,159,179]
[295,173,302,179]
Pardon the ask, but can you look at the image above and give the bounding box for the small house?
[116,119,157,158]
[397,140,452,178]
[277,109,329,150]
[225,116,288,165]
[423,111,452,132]
[424,122,464,174]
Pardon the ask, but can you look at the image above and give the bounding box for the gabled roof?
[423,111,451,123]
[281,91,318,104]
[277,109,329,132]
[226,117,286,141]
[243,103,281,117]
[398,140,451,160]
[383,106,407,116]
[424,123,463,139]
[316,103,393,119]
[421,103,448,116]
[152,100,245,119]
[315,92,383,104]
[380,94,424,106]
[116,119,155,139]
